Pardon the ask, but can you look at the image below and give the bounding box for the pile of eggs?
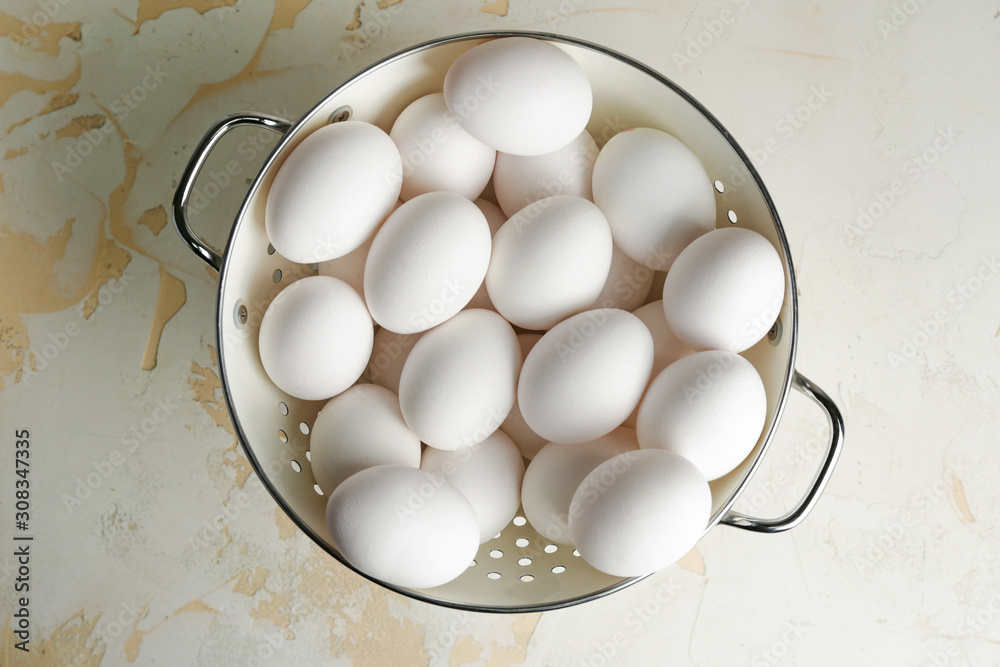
[257,37,785,589]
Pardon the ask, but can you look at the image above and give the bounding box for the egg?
[390,93,496,201]
[443,36,592,156]
[521,427,638,545]
[592,127,716,270]
[464,198,507,311]
[662,227,785,353]
[590,244,655,312]
[317,200,401,296]
[326,465,479,589]
[258,275,373,400]
[365,191,492,334]
[568,449,711,577]
[623,299,697,428]
[486,195,613,330]
[310,384,421,493]
[493,130,598,217]
[632,300,696,377]
[367,328,421,394]
[399,309,520,450]
[421,430,525,543]
[499,333,548,459]
[266,121,401,263]
[636,351,766,481]
[518,309,653,444]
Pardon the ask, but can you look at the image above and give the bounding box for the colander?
[172,31,844,613]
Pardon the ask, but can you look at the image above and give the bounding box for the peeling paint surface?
[1,1,999,665]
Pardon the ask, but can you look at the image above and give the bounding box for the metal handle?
[172,112,293,271]
[722,372,844,534]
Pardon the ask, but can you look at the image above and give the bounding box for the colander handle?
[172,112,293,271]
[721,372,844,534]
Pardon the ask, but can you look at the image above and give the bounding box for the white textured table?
[1,1,998,665]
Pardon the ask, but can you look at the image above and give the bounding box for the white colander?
[172,31,844,613]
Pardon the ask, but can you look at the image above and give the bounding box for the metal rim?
[213,30,799,613]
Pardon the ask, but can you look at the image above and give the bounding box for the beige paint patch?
[2,610,104,667]
[122,602,152,662]
[275,505,298,540]
[346,3,363,30]
[376,0,404,8]
[233,567,271,596]
[188,354,254,491]
[40,92,80,115]
[175,0,313,118]
[55,114,107,139]
[331,583,429,665]
[480,0,509,17]
[449,634,482,666]
[131,0,238,34]
[4,146,27,159]
[138,205,168,235]
[250,591,296,639]
[0,313,29,389]
[141,267,186,370]
[0,11,82,56]
[677,546,706,576]
[0,58,83,110]
[952,477,975,523]
[80,234,132,320]
[0,217,75,313]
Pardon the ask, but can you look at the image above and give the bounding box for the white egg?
[486,195,612,330]
[464,198,507,311]
[623,299,697,428]
[258,276,373,400]
[474,197,507,235]
[518,309,653,444]
[493,130,598,217]
[499,333,548,459]
[521,427,638,545]
[592,127,716,270]
[310,384,421,493]
[326,465,479,589]
[662,227,785,353]
[636,351,766,481]
[391,93,496,201]
[590,244,655,312]
[421,430,525,544]
[399,309,520,451]
[367,328,422,394]
[569,449,711,577]
[317,200,401,296]
[632,300,696,377]
[365,191,492,334]
[266,121,401,263]
[443,36,592,156]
